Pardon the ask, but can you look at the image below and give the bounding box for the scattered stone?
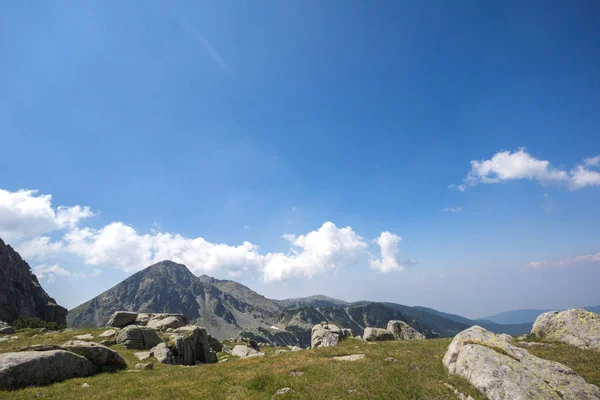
[289,370,305,376]
[135,352,152,361]
[150,343,173,364]
[387,321,425,340]
[384,357,398,362]
[135,313,152,325]
[290,346,302,352]
[108,311,138,328]
[0,322,15,335]
[81,383,90,388]
[9,336,18,340]
[249,339,260,351]
[231,345,265,358]
[331,354,365,361]
[39,328,47,333]
[531,308,600,351]
[443,326,600,400]
[99,329,117,338]
[363,327,394,342]
[61,340,126,369]
[348,388,357,394]
[497,333,513,343]
[116,325,163,350]
[275,349,289,354]
[135,363,153,370]
[517,335,527,340]
[275,387,292,395]
[0,350,95,390]
[74,334,94,341]
[219,358,228,363]
[0,337,8,342]
[443,383,474,400]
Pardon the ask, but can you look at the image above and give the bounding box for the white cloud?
[452,148,600,191]
[1,188,415,282]
[528,252,600,270]
[443,207,462,212]
[262,222,368,282]
[369,231,414,273]
[0,189,94,242]
[33,263,72,280]
[583,155,600,167]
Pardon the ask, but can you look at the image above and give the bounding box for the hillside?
[479,306,600,325]
[0,237,67,326]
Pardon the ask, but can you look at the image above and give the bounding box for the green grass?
[1,329,598,399]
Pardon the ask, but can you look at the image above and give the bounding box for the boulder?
[0,324,15,335]
[386,321,425,340]
[208,335,223,352]
[134,352,152,361]
[231,345,265,358]
[116,325,163,350]
[135,313,152,325]
[531,308,600,351]
[167,325,217,365]
[108,311,138,328]
[311,324,348,349]
[249,339,260,351]
[61,340,126,369]
[443,326,600,400]
[135,362,153,370]
[0,350,95,390]
[363,327,394,341]
[146,314,188,331]
[331,354,365,361]
[99,329,117,338]
[290,346,302,352]
[74,333,94,340]
[150,342,173,364]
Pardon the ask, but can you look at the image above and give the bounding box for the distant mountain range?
[66,259,579,346]
[478,306,600,325]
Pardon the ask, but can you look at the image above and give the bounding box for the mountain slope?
[478,306,600,325]
[0,237,67,326]
[272,295,350,309]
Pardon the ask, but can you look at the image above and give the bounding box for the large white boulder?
[387,320,425,340]
[231,345,264,358]
[61,340,126,369]
[146,314,188,331]
[363,327,394,341]
[531,308,600,351]
[443,326,600,400]
[116,325,163,350]
[108,311,138,328]
[0,350,95,390]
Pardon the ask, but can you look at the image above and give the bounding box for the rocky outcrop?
[231,345,265,358]
[61,340,126,370]
[531,308,600,351]
[443,326,600,400]
[151,342,174,364]
[363,327,394,341]
[0,238,67,326]
[168,325,216,365]
[208,335,223,352]
[116,325,163,350]
[311,323,350,349]
[0,322,15,335]
[387,320,425,340]
[0,350,95,390]
[146,314,188,331]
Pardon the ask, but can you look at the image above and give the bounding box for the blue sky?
[1,1,599,318]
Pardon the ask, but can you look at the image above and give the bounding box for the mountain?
[479,306,600,325]
[68,260,471,346]
[0,237,67,326]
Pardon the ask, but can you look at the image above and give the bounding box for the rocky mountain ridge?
[0,237,67,326]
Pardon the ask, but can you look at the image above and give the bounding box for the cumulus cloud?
[451,148,600,191]
[1,188,414,282]
[262,222,368,282]
[0,189,94,241]
[584,155,600,167]
[369,231,415,272]
[528,252,600,270]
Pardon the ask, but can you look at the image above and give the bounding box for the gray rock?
[275,349,289,354]
[0,326,15,335]
[74,333,94,340]
[0,337,8,342]
[135,362,153,370]
[100,339,116,346]
[135,313,152,325]
[386,321,425,340]
[231,345,265,358]
[531,308,600,351]
[363,327,394,341]
[219,358,228,363]
[116,325,163,350]
[443,383,474,400]
[443,326,600,400]
[61,340,126,368]
[497,333,513,342]
[108,311,138,328]
[150,342,173,364]
[0,350,95,390]
[331,354,365,361]
[99,329,117,338]
[289,370,305,376]
[134,351,152,361]
[275,387,292,395]
[290,346,302,352]
[169,325,217,365]
[384,357,398,362]
[81,383,90,388]
[249,339,260,351]
[146,314,188,331]
[311,323,349,349]
[208,335,223,352]
[516,341,555,348]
